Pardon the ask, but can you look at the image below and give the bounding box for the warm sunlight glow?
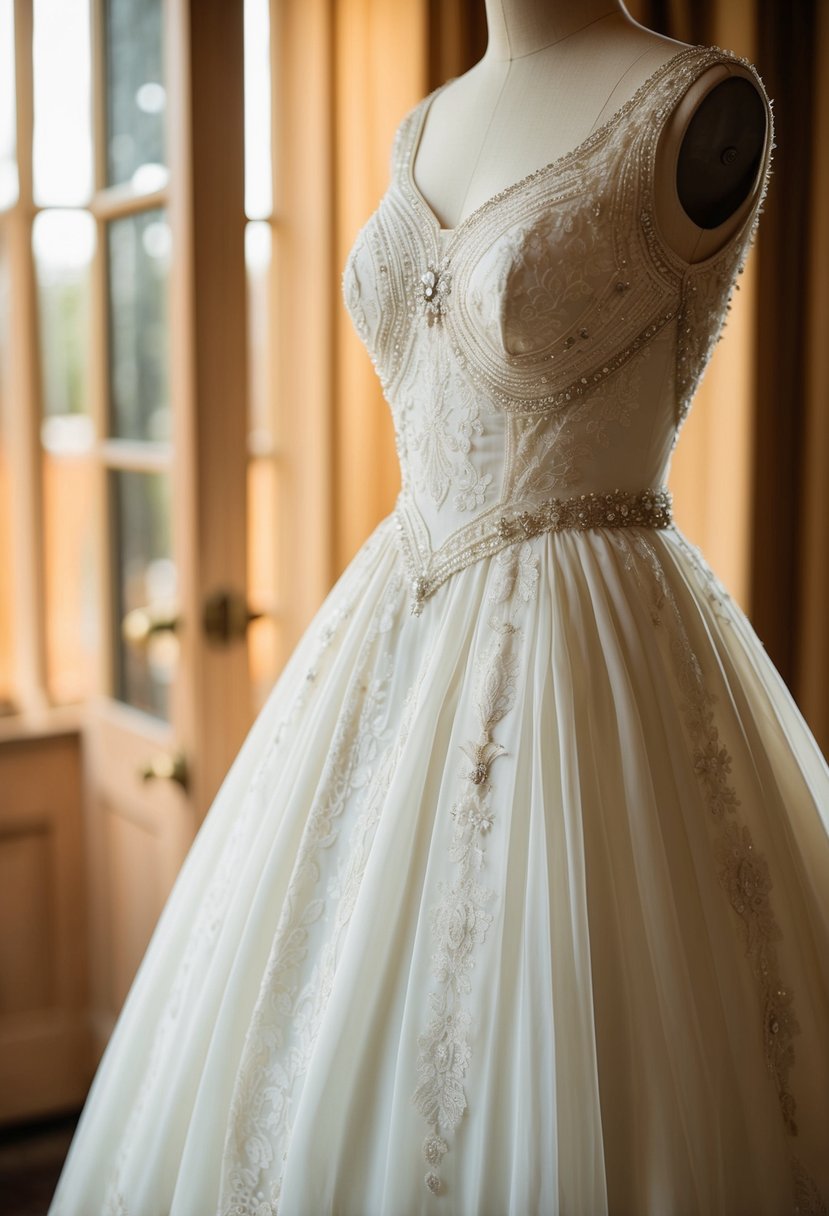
[131,161,169,194]
[33,0,93,205]
[32,208,95,271]
[0,0,17,209]
[244,0,272,220]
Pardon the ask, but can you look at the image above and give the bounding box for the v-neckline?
[405,43,705,253]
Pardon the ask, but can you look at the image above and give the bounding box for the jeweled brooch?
[418,265,451,323]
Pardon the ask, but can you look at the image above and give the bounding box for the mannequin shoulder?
[653,59,770,263]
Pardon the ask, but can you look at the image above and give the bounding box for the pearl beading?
[393,45,774,427]
[394,485,674,615]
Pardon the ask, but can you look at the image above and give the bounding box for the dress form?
[412,0,768,263]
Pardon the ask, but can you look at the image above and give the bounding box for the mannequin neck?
[483,0,625,61]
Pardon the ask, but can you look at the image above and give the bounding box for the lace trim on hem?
[411,538,540,1195]
[621,531,828,1216]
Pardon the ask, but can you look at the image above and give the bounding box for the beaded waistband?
[394,485,674,615]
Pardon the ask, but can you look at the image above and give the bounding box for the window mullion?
[7,0,49,710]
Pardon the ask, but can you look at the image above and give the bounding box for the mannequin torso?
[412,0,768,263]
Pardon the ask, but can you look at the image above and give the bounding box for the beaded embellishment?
[394,485,674,615]
[419,264,451,323]
[389,43,774,422]
[412,540,539,1195]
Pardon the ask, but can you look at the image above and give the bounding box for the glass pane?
[245,220,273,446]
[33,210,95,418]
[244,0,272,220]
[107,207,171,441]
[245,220,279,706]
[33,0,93,206]
[0,230,13,706]
[0,0,17,210]
[111,469,175,719]
[104,0,166,190]
[43,444,97,703]
[33,209,98,703]
[247,456,280,710]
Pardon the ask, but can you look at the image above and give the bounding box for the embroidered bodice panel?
[341,45,773,557]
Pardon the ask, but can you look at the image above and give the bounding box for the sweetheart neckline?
[405,43,708,250]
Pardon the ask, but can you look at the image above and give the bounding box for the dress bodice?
[341,44,773,603]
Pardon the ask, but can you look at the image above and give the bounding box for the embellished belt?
[394,485,674,615]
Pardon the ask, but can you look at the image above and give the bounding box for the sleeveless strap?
[620,45,775,436]
[388,85,445,186]
[636,45,775,271]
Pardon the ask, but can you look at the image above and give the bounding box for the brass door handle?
[139,750,189,791]
[203,588,265,645]
[122,602,181,647]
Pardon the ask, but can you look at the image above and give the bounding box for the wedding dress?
[49,43,829,1216]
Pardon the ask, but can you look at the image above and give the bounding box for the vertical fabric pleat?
[49,515,829,1216]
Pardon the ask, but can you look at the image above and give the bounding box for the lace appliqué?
[218,574,405,1216]
[507,347,649,501]
[793,1155,829,1216]
[96,546,376,1216]
[412,540,539,1196]
[621,531,827,1214]
[403,334,490,515]
[665,527,736,625]
[471,192,616,358]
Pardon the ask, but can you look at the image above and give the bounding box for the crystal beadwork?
[419,265,451,323]
[394,485,674,615]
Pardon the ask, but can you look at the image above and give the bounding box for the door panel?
[0,730,90,1124]
[83,0,251,1047]
[85,701,192,1025]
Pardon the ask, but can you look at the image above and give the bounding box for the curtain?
[796,0,829,754]
[273,0,428,643]
[753,0,829,752]
[331,0,430,568]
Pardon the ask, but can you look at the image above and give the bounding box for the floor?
[0,1111,79,1216]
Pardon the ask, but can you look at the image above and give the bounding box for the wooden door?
[84,0,251,1046]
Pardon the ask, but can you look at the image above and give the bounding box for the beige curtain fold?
[330,0,429,573]
[754,0,829,752]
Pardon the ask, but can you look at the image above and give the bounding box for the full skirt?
[49,514,829,1216]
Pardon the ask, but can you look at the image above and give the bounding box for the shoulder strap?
[650,48,776,432]
[389,88,433,185]
[389,104,417,184]
[389,79,456,186]
[639,44,775,251]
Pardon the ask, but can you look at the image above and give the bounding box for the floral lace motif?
[505,346,650,501]
[618,530,826,1212]
[793,1155,829,1216]
[386,47,770,420]
[342,45,774,626]
[218,571,407,1215]
[402,332,491,514]
[95,530,386,1216]
[412,539,539,1195]
[664,527,737,625]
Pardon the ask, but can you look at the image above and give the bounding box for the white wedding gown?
[49,44,829,1216]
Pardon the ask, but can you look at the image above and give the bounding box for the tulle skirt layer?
[49,514,829,1216]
